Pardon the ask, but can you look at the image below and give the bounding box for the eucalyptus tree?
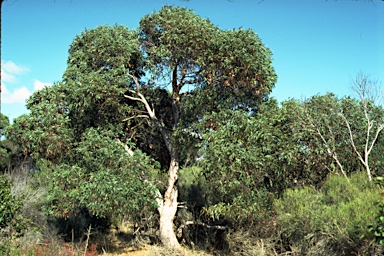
[7,6,277,247]
[132,6,276,247]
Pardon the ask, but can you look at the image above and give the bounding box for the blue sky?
[1,0,383,122]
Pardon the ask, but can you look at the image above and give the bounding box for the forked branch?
[124,73,173,154]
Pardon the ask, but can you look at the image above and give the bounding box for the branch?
[124,93,142,103]
[124,89,155,116]
[124,90,155,120]
[176,220,229,237]
[128,73,140,93]
[180,90,195,100]
[125,73,173,154]
[367,123,384,156]
[349,72,383,181]
[115,138,134,156]
[303,106,348,179]
[338,113,365,165]
[121,115,149,122]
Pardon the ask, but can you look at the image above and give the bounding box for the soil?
[98,223,211,256]
[105,246,152,256]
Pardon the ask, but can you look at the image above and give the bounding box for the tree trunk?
[158,66,182,247]
[159,156,180,247]
[125,71,182,248]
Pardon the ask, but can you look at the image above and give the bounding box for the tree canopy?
[7,5,278,248]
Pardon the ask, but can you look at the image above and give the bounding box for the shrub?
[274,171,380,255]
[0,175,21,229]
[369,177,384,245]
[0,174,28,254]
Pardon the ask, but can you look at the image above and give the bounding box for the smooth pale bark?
[159,157,180,248]
[158,73,182,247]
[341,73,384,181]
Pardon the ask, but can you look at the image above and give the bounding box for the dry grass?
[104,244,212,256]
[225,229,280,256]
[148,245,212,256]
[102,222,212,256]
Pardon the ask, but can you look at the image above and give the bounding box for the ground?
[101,223,211,256]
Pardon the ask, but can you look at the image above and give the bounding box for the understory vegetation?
[1,5,384,255]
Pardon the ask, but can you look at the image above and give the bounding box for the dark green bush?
[275,171,380,255]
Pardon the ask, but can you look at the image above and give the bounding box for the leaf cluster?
[140,5,277,116]
[199,100,303,221]
[38,128,159,219]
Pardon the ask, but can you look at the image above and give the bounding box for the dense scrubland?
[1,5,384,255]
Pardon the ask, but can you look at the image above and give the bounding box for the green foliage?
[64,25,144,81]
[3,6,384,253]
[199,99,315,222]
[0,114,10,171]
[275,172,380,245]
[0,113,16,172]
[178,166,207,208]
[368,177,384,245]
[297,93,384,178]
[369,201,384,245]
[39,128,159,219]
[6,6,278,246]
[0,175,21,229]
[139,5,277,136]
[200,110,263,220]
[140,6,277,106]
[0,113,9,140]
[0,174,32,252]
[5,25,164,224]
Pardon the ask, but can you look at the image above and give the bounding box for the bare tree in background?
[339,72,384,181]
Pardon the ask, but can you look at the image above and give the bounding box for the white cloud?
[34,80,52,91]
[1,71,16,83]
[1,61,30,84]
[1,80,52,104]
[2,61,30,74]
[1,83,32,104]
[1,61,51,105]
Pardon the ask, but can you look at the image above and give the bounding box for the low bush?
[274,171,381,255]
[223,218,283,256]
[0,175,22,230]
[0,174,29,254]
[369,177,384,245]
